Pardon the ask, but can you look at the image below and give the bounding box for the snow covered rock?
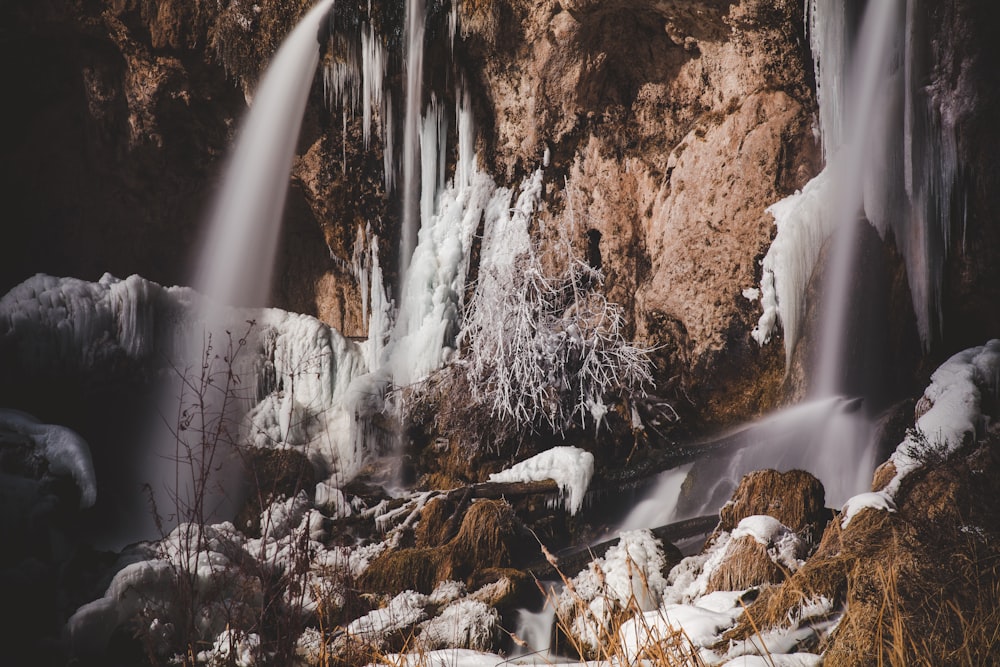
[556,529,669,656]
[488,445,594,514]
[415,599,499,652]
[0,409,96,508]
[706,516,807,593]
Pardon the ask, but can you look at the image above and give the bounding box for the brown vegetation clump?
[359,499,521,596]
[235,446,318,537]
[413,496,454,547]
[706,535,788,593]
[725,436,1000,665]
[716,469,828,539]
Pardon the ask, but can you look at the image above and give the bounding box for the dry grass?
[523,542,709,666]
[716,469,827,539]
[359,499,519,595]
[706,536,787,593]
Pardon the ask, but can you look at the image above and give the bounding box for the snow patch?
[488,446,594,514]
[841,339,1000,520]
[840,491,896,528]
[417,599,499,652]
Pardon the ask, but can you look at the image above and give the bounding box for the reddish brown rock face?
[456,0,820,424]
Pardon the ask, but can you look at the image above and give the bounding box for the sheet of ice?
[488,446,594,514]
[751,168,836,365]
[0,409,97,508]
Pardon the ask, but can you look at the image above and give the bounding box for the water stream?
[400,0,427,279]
[194,0,336,308]
[616,0,910,550]
[141,0,337,542]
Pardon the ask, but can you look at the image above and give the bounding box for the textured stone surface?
[458,0,819,424]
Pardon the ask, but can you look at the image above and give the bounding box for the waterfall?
[813,0,900,396]
[194,0,335,308]
[137,0,337,542]
[626,0,928,529]
[400,0,427,279]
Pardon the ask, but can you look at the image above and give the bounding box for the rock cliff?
[2,0,998,424]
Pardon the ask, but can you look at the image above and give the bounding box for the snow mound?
[558,529,669,653]
[731,515,805,571]
[346,590,429,644]
[840,491,896,528]
[417,599,499,652]
[841,339,1000,519]
[488,445,594,514]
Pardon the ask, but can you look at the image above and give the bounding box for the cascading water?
[812,0,900,397]
[194,0,336,308]
[623,0,945,532]
[400,0,427,279]
[140,0,338,540]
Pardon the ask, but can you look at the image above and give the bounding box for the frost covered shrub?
[459,235,653,438]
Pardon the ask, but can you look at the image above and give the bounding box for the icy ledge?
[0,273,370,478]
[487,445,594,514]
[840,339,1000,527]
[751,168,836,365]
[0,409,97,508]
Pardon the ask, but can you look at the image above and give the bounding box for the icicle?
[419,96,447,231]
[361,24,386,149]
[383,91,395,192]
[351,224,370,325]
[365,235,392,370]
[455,86,475,192]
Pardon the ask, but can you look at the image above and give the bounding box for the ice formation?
[0,273,374,486]
[487,446,595,515]
[751,169,835,363]
[0,409,97,508]
[758,0,964,358]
